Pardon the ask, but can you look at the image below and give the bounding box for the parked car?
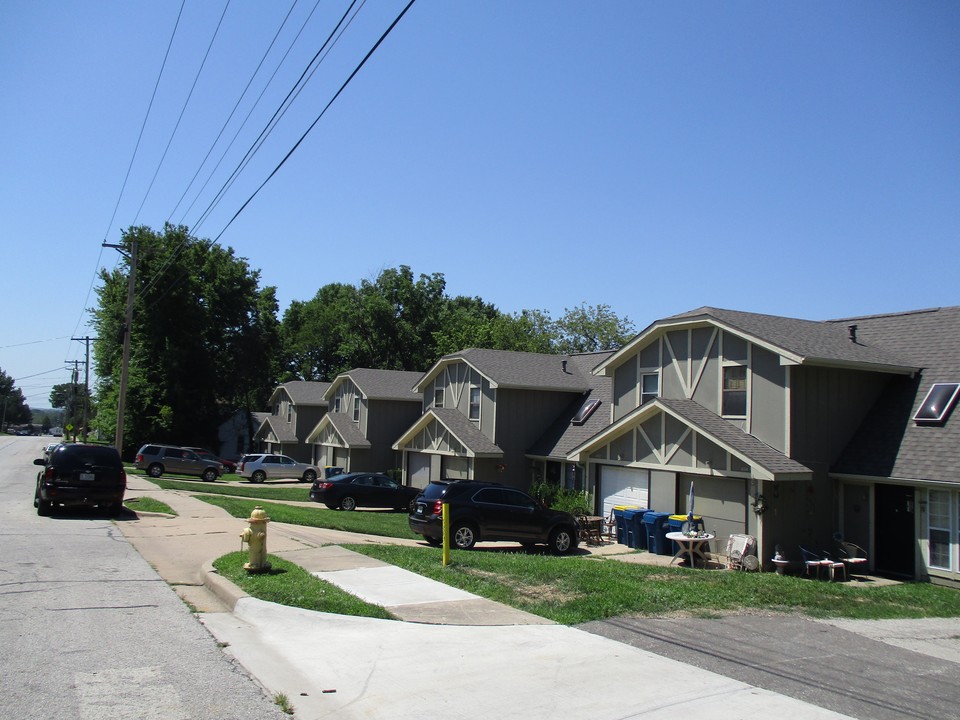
[134,444,223,481]
[42,442,60,461]
[408,480,580,554]
[310,472,420,511]
[238,453,318,483]
[34,443,126,516]
[324,466,346,478]
[183,447,237,473]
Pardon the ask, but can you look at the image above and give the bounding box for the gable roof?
[253,416,298,444]
[831,306,960,483]
[268,381,331,407]
[597,306,918,376]
[305,412,372,448]
[567,397,812,481]
[392,407,503,457]
[414,348,591,393]
[324,369,423,402]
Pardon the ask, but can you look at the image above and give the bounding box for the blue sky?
[2,0,958,410]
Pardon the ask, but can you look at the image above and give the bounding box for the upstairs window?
[722,366,747,417]
[641,373,659,405]
[434,386,444,408]
[914,383,960,424]
[469,387,481,420]
[353,396,361,423]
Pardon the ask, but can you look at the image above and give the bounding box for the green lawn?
[345,544,960,624]
[150,477,313,503]
[145,478,960,624]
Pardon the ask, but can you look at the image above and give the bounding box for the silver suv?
[135,444,223,482]
[238,454,318,483]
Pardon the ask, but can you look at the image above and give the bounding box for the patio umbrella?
[687,480,695,525]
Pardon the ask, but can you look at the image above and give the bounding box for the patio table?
[666,531,715,568]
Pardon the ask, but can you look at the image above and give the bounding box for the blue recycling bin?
[627,509,649,550]
[613,506,638,545]
[623,509,641,548]
[643,511,671,555]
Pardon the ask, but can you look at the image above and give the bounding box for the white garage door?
[407,452,431,489]
[599,466,650,518]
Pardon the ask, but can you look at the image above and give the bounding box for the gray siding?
[613,355,637,421]
[750,345,787,453]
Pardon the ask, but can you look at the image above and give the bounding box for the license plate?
[79,472,95,481]
[416,503,425,515]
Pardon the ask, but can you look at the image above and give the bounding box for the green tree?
[0,367,31,430]
[553,302,636,353]
[49,382,91,433]
[90,224,281,455]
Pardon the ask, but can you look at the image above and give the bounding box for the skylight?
[914,383,960,424]
[572,398,601,425]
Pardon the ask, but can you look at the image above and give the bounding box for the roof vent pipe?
[561,360,568,373]
[848,325,858,343]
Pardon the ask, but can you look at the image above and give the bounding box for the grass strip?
[345,544,960,625]
[151,477,311,502]
[195,496,414,539]
[213,552,394,619]
[124,496,176,515]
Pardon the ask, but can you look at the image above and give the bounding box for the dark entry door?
[874,484,915,577]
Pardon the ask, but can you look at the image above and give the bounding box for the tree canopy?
[0,367,31,429]
[91,224,280,455]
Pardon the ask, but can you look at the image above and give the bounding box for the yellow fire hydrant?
[240,505,272,573]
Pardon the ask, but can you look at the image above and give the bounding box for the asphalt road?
[579,614,960,720]
[0,435,289,720]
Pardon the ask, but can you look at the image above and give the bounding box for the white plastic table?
[666,531,716,568]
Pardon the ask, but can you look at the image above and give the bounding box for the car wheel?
[548,527,576,555]
[339,496,357,511]
[302,470,317,483]
[202,468,218,482]
[108,502,124,517]
[425,536,443,547]
[252,470,266,484]
[37,498,52,516]
[324,503,338,510]
[147,464,163,478]
[451,523,477,550]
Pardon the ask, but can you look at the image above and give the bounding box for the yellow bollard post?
[442,501,450,566]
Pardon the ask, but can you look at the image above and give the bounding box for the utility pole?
[103,238,138,453]
[71,336,93,442]
[65,361,83,442]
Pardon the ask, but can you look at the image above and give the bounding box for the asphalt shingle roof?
[829,306,960,483]
[426,348,591,392]
[275,381,330,406]
[429,408,503,456]
[663,307,916,371]
[336,369,423,402]
[528,352,615,458]
[322,412,372,448]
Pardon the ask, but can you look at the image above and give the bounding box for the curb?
[201,560,249,611]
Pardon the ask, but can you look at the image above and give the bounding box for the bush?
[530,480,589,515]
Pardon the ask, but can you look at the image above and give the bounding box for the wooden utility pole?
[71,336,93,442]
[104,239,138,453]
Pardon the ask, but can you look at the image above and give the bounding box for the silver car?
[238,453,319,483]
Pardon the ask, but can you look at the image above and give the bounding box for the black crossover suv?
[408,480,579,555]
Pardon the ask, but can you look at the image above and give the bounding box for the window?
[572,397,601,425]
[286,403,292,422]
[914,383,960,424]
[722,366,747,416]
[641,373,659,405]
[434,386,444,408]
[469,386,481,420]
[353,396,361,422]
[928,489,952,570]
[334,397,341,413]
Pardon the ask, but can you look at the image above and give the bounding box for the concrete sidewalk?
[117,478,862,719]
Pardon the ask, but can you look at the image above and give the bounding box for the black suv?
[34,444,126,516]
[408,480,580,555]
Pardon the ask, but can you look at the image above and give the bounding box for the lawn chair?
[726,534,757,571]
[601,509,618,542]
[837,541,869,579]
[799,545,845,580]
[577,515,603,546]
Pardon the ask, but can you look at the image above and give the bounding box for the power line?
[132,0,233,227]
[212,0,417,244]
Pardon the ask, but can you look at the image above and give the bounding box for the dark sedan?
[310,472,420,511]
